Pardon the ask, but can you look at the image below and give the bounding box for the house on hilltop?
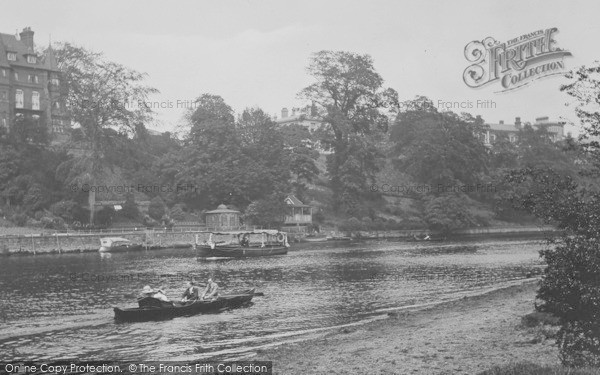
[0,27,69,144]
[482,116,565,146]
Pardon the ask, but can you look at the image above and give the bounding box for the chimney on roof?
[499,120,504,125]
[515,117,521,128]
[19,27,34,49]
[281,108,288,118]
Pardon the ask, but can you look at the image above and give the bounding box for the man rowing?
[201,278,219,300]
[181,281,200,302]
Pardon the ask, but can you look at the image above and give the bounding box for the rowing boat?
[113,289,255,322]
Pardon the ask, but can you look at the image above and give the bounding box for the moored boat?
[195,230,290,258]
[304,234,328,242]
[99,237,143,252]
[114,289,255,322]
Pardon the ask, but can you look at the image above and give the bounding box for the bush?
[40,216,66,230]
[95,206,115,227]
[423,193,475,234]
[521,312,559,328]
[148,197,167,221]
[49,200,79,223]
[169,204,185,221]
[536,236,600,367]
[11,213,28,227]
[339,217,361,232]
[142,214,159,227]
[120,193,141,220]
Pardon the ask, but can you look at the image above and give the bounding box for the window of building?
[1,118,6,129]
[51,78,59,86]
[15,90,23,108]
[0,91,6,100]
[1,69,5,78]
[14,72,18,81]
[54,102,61,109]
[7,53,16,61]
[27,55,36,64]
[32,92,40,110]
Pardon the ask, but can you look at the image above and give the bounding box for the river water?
[0,239,547,361]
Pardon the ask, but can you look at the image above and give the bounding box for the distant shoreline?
[0,225,557,256]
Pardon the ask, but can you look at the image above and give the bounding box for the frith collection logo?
[463,28,572,92]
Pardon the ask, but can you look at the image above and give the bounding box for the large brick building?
[0,27,69,142]
[482,116,565,146]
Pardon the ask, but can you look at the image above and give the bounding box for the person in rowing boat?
[181,281,200,302]
[140,285,171,303]
[239,233,250,247]
[201,278,219,300]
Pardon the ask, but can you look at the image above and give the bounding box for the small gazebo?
[205,204,241,230]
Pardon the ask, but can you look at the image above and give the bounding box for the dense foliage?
[503,62,600,367]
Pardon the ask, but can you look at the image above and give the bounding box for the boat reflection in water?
[195,230,290,258]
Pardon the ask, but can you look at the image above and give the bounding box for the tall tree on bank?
[390,97,488,189]
[171,95,293,212]
[53,43,157,224]
[389,98,487,232]
[507,62,600,366]
[299,51,398,215]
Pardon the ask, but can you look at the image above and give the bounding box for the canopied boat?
[99,237,143,252]
[114,289,255,322]
[195,230,290,258]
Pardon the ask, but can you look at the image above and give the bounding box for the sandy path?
[258,280,559,375]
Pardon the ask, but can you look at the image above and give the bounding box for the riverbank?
[0,230,202,255]
[260,280,561,375]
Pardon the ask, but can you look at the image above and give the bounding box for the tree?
[169,204,185,221]
[171,97,293,211]
[54,43,157,224]
[300,51,398,214]
[148,196,167,220]
[507,62,600,366]
[390,99,488,190]
[0,123,68,213]
[120,192,140,220]
[172,94,244,208]
[243,194,287,228]
[423,193,475,235]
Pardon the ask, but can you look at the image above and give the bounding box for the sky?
[2,0,599,135]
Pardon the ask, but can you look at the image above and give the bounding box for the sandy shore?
[259,280,559,375]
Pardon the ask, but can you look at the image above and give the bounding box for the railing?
[284,215,312,224]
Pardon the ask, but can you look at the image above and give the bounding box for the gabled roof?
[285,195,310,207]
[0,32,52,70]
